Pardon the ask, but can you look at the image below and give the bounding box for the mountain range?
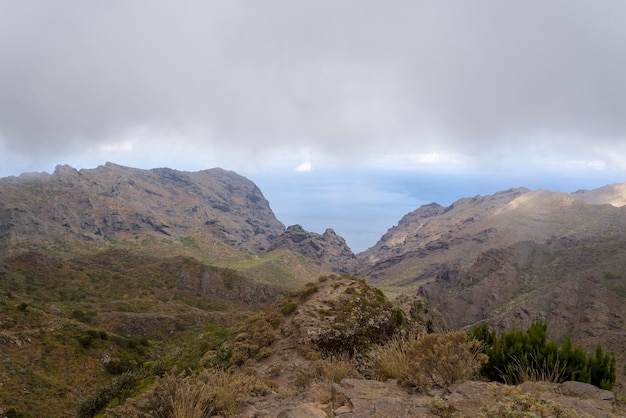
[1,162,625,415]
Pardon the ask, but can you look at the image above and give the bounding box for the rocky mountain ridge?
[358,186,626,285]
[0,162,285,254]
[0,163,358,275]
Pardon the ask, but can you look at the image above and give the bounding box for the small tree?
[470,322,617,390]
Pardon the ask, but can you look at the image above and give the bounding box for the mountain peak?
[0,162,285,254]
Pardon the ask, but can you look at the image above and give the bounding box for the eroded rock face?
[268,225,358,274]
[0,163,285,253]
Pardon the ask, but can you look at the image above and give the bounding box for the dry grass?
[367,334,411,381]
[367,331,487,389]
[501,353,568,385]
[293,358,362,392]
[112,369,273,417]
[479,383,578,417]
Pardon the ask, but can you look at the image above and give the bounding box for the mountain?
[0,163,358,282]
[358,186,626,286]
[357,183,626,383]
[0,162,285,254]
[2,163,626,415]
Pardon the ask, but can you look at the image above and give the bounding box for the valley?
[1,163,625,417]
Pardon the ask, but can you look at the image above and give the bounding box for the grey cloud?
[1,1,626,164]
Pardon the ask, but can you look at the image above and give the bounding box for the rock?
[277,403,327,418]
[558,380,615,402]
[268,225,357,274]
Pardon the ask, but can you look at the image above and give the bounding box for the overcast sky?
[2,1,626,251]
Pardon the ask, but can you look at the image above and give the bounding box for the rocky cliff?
[268,224,358,274]
[0,162,285,253]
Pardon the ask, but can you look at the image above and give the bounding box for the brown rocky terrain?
[267,225,358,275]
[239,379,618,417]
[105,276,621,417]
[0,162,285,254]
[358,186,626,286]
[357,183,626,393]
[2,163,626,415]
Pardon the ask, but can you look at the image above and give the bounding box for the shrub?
[428,396,462,418]
[280,301,297,315]
[77,371,142,418]
[367,331,487,389]
[471,322,617,390]
[106,358,140,375]
[72,309,97,324]
[293,358,361,391]
[479,383,577,417]
[299,282,319,301]
[127,370,272,417]
[367,335,410,381]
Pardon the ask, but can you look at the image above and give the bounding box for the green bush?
[77,371,142,417]
[470,322,617,390]
[280,301,297,315]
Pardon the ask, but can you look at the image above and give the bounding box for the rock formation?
[0,162,285,253]
[268,225,358,274]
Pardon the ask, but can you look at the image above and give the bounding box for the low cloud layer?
[2,1,626,175]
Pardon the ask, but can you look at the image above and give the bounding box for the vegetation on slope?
[471,322,617,390]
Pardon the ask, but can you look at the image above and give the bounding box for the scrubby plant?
[367,335,410,381]
[428,396,462,418]
[478,383,577,417]
[470,322,617,390]
[77,371,143,418]
[293,357,361,391]
[280,301,297,315]
[299,282,319,301]
[120,369,273,417]
[367,331,487,389]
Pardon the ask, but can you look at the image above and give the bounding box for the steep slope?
[0,248,280,416]
[358,185,626,286]
[0,162,285,254]
[419,239,626,368]
[267,224,358,275]
[0,163,359,284]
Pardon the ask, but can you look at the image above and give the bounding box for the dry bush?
[117,369,273,417]
[367,331,487,389]
[479,383,578,417]
[412,331,488,388]
[367,335,411,381]
[293,358,361,392]
[428,396,463,418]
[310,382,352,411]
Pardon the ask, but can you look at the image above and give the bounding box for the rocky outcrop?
[268,225,357,274]
[0,162,285,253]
[239,379,619,417]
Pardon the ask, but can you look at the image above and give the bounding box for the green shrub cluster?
[470,322,617,390]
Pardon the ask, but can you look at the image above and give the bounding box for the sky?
[1,1,626,252]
